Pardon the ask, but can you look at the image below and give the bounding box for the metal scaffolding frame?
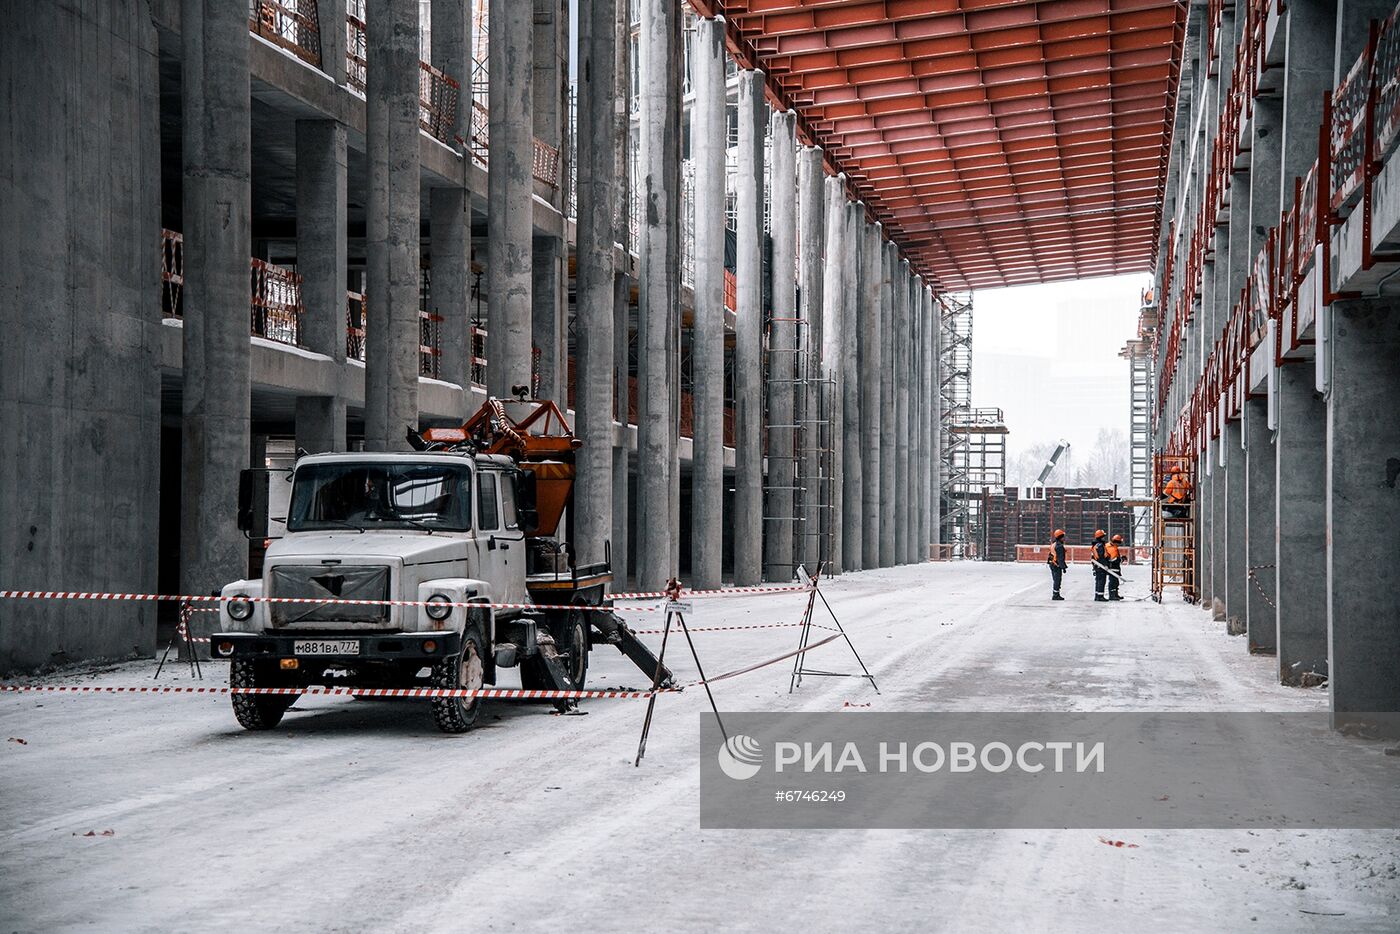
[938,292,973,555]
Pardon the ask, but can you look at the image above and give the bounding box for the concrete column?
[688,16,725,589]
[295,119,348,448]
[320,0,349,87]
[1244,398,1275,652]
[532,0,568,407]
[1280,0,1335,199]
[1327,298,1400,723]
[1,1,161,670]
[797,147,825,572]
[430,187,471,397]
[635,0,682,590]
[931,287,943,548]
[296,396,344,455]
[429,0,472,400]
[364,0,421,450]
[820,175,846,573]
[765,111,797,581]
[430,0,470,144]
[841,204,865,571]
[1276,363,1327,685]
[575,0,619,570]
[894,261,910,565]
[1224,419,1247,633]
[879,243,896,567]
[181,0,252,598]
[733,71,766,586]
[612,274,632,586]
[859,223,883,569]
[920,285,936,560]
[611,0,631,585]
[487,0,533,400]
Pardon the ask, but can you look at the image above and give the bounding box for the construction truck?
[213,398,671,733]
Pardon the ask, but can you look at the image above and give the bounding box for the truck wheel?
[431,629,484,733]
[563,611,589,691]
[230,658,299,730]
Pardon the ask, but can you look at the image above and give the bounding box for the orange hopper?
[421,399,581,537]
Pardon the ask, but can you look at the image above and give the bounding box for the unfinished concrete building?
[4,0,1396,739]
[1,0,943,672]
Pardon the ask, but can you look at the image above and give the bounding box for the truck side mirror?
[238,468,270,538]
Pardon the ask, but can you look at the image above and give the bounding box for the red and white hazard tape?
[611,583,813,601]
[0,583,815,616]
[0,590,656,614]
[0,633,845,702]
[628,620,835,635]
[0,684,661,700]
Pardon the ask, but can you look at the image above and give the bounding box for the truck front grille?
[268,565,391,627]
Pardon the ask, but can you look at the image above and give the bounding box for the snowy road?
[3,563,1397,932]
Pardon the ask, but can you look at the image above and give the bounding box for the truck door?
[476,469,526,605]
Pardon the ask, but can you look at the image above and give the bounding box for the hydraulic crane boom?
[1035,440,1071,486]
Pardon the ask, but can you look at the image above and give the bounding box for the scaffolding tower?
[938,292,973,555]
[951,407,1008,558]
[763,319,836,576]
[1151,453,1197,602]
[1121,289,1159,546]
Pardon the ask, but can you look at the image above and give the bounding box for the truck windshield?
[287,462,472,533]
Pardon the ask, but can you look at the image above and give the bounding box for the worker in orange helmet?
[1162,470,1191,519]
[1091,530,1109,602]
[1046,529,1068,601]
[1106,534,1125,601]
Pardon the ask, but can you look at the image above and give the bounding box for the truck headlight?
[425,595,452,621]
[227,596,254,621]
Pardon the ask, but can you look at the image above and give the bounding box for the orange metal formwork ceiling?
[696,0,1187,291]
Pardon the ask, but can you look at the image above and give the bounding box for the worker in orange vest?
[1091,530,1109,602]
[1162,470,1191,519]
[1106,534,1125,601]
[1046,529,1067,601]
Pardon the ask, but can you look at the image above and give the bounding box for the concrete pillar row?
[295,119,348,451]
[765,111,797,582]
[733,71,767,586]
[364,0,421,450]
[688,15,726,589]
[859,222,884,570]
[878,242,897,567]
[797,147,826,573]
[180,0,252,598]
[821,175,848,574]
[841,206,866,571]
[486,0,533,402]
[635,0,682,590]
[575,0,619,571]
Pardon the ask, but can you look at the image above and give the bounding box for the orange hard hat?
[1111,534,1123,543]
[1053,529,1065,539]
[1094,529,1106,538]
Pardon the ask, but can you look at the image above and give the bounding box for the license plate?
[293,639,360,656]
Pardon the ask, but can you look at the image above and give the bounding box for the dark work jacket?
[1047,541,1066,570]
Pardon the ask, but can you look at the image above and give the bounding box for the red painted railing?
[250,0,321,67]
[250,259,304,347]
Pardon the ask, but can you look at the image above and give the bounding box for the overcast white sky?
[969,273,1150,482]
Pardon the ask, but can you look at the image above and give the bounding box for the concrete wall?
[0,1,162,672]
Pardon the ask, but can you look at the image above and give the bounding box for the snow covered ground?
[3,562,1397,932]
